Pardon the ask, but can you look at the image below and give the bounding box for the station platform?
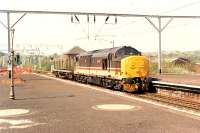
[0,74,200,133]
[152,74,200,86]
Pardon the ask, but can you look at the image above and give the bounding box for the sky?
[1,0,200,55]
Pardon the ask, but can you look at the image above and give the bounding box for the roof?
[64,46,86,55]
[79,46,141,59]
[172,57,191,64]
[91,47,122,58]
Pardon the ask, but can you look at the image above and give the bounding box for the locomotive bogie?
[122,77,148,92]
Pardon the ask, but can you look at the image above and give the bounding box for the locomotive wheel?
[102,80,111,88]
[102,81,107,88]
[114,84,122,90]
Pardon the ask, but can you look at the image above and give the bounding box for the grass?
[150,61,192,74]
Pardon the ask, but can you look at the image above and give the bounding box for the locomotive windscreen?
[115,46,141,59]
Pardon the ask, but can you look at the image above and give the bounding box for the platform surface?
[0,74,200,133]
[152,74,200,86]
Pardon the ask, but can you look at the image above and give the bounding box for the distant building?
[63,46,86,57]
[54,46,86,70]
[171,57,191,65]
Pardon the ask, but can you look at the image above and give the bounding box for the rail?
[152,81,200,94]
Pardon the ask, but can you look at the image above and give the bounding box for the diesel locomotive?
[52,46,151,92]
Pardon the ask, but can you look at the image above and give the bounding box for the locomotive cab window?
[102,59,107,70]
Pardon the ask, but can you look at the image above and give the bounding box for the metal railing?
[152,81,200,94]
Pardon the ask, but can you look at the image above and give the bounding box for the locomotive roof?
[91,46,123,58]
[78,46,141,59]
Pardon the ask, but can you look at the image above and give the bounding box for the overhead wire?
[94,16,118,39]
[105,0,200,32]
[94,23,106,39]
[160,0,200,15]
[71,15,89,39]
[87,15,89,40]
[73,0,200,44]
[0,20,7,29]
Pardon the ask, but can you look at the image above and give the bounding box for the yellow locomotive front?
[121,56,149,92]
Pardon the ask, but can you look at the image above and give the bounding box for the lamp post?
[9,28,15,100]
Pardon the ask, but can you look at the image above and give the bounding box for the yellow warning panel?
[121,56,149,79]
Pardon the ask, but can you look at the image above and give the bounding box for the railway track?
[135,93,200,111]
[139,81,200,111]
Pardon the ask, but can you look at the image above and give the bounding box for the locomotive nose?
[121,56,149,78]
[121,56,149,92]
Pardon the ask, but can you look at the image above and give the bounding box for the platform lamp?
[9,28,15,100]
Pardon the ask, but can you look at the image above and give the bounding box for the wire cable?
[161,0,200,15]
[103,0,200,32]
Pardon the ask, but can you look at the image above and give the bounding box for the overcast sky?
[1,0,200,54]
